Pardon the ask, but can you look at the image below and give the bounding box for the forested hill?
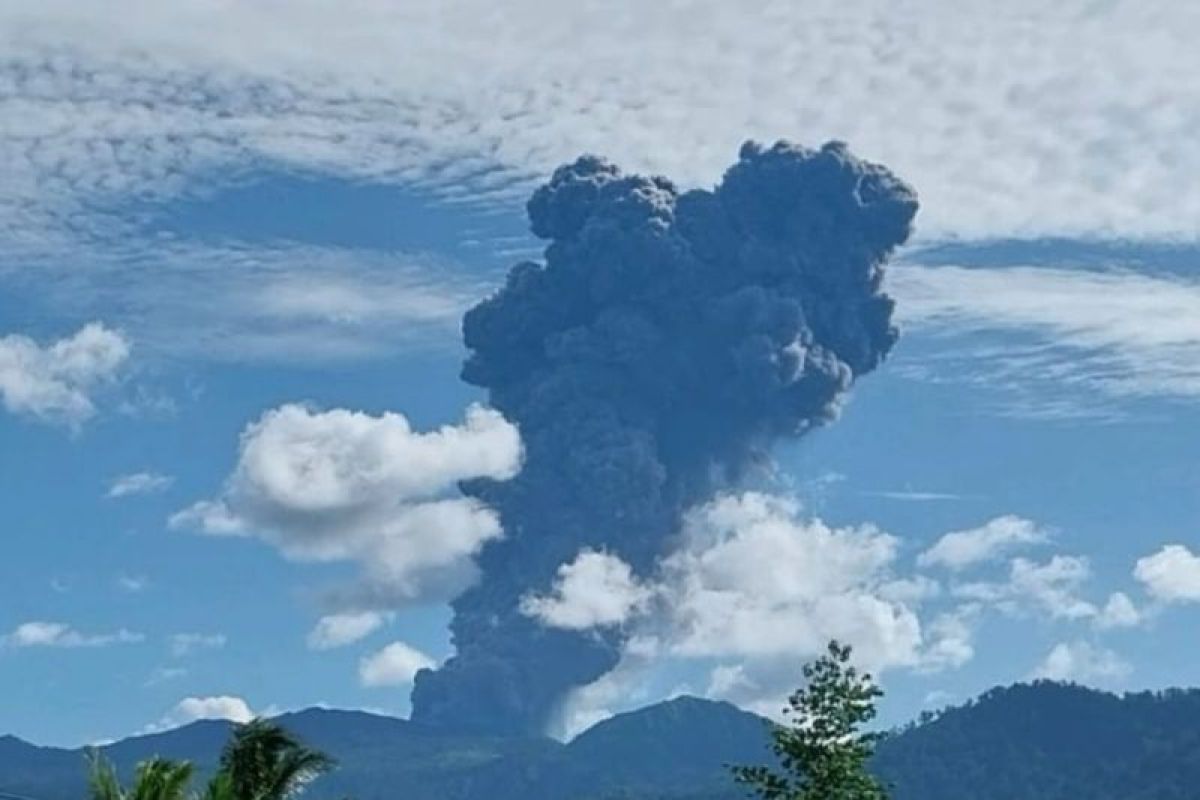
[875,682,1200,799]
[6,683,1200,800]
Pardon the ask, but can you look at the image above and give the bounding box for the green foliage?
[200,770,235,800]
[82,718,333,800]
[219,718,335,800]
[873,682,1200,800]
[86,751,195,800]
[732,641,887,800]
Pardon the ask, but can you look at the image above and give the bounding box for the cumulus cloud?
[1011,557,1100,621]
[144,696,255,734]
[359,641,436,688]
[551,493,970,728]
[918,610,977,673]
[107,471,174,499]
[918,516,1047,571]
[1095,592,1142,630]
[655,494,922,668]
[1,621,143,648]
[171,402,521,610]
[1134,545,1200,603]
[942,544,1152,637]
[0,323,129,425]
[307,612,390,650]
[1030,641,1131,684]
[545,502,1144,729]
[169,633,227,658]
[953,555,1100,622]
[520,551,652,630]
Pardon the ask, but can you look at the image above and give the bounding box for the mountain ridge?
[7,683,1200,800]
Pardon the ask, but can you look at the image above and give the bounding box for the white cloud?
[359,641,435,688]
[521,550,652,630]
[5,2,1200,385]
[1095,592,1142,630]
[869,490,962,503]
[1008,557,1098,622]
[550,497,1138,726]
[653,494,927,670]
[0,323,129,425]
[1,0,1199,245]
[551,493,971,726]
[923,690,955,708]
[107,471,173,499]
[1,621,143,648]
[1134,545,1200,604]
[919,516,1047,571]
[877,576,942,605]
[307,611,390,650]
[144,696,255,734]
[171,402,522,610]
[953,554,1101,623]
[17,242,485,365]
[117,574,149,593]
[891,263,1200,412]
[549,642,667,740]
[256,274,465,327]
[949,554,1145,631]
[169,632,227,658]
[1031,641,1131,684]
[918,609,977,673]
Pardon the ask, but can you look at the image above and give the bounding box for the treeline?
[875,682,1200,800]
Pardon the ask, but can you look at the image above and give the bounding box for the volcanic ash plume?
[409,140,918,734]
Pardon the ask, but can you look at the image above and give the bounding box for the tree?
[731,640,888,800]
[201,769,236,800]
[84,719,332,800]
[218,718,335,800]
[86,751,195,800]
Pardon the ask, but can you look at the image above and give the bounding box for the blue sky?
[3,0,1200,747]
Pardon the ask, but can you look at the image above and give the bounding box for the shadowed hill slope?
[7,683,1200,800]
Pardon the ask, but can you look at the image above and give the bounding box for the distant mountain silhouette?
[7,683,1200,800]
[874,682,1200,799]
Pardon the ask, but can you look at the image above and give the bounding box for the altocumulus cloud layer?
[6,0,1200,399]
[889,263,1200,416]
[0,0,1196,242]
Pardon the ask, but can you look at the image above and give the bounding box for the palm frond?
[85,749,126,800]
[220,718,334,800]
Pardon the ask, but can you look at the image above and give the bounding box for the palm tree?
[200,769,235,800]
[217,718,334,800]
[86,751,196,800]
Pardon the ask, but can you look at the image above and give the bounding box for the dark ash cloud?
[410,140,917,734]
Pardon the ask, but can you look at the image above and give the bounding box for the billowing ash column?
[410,141,918,735]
